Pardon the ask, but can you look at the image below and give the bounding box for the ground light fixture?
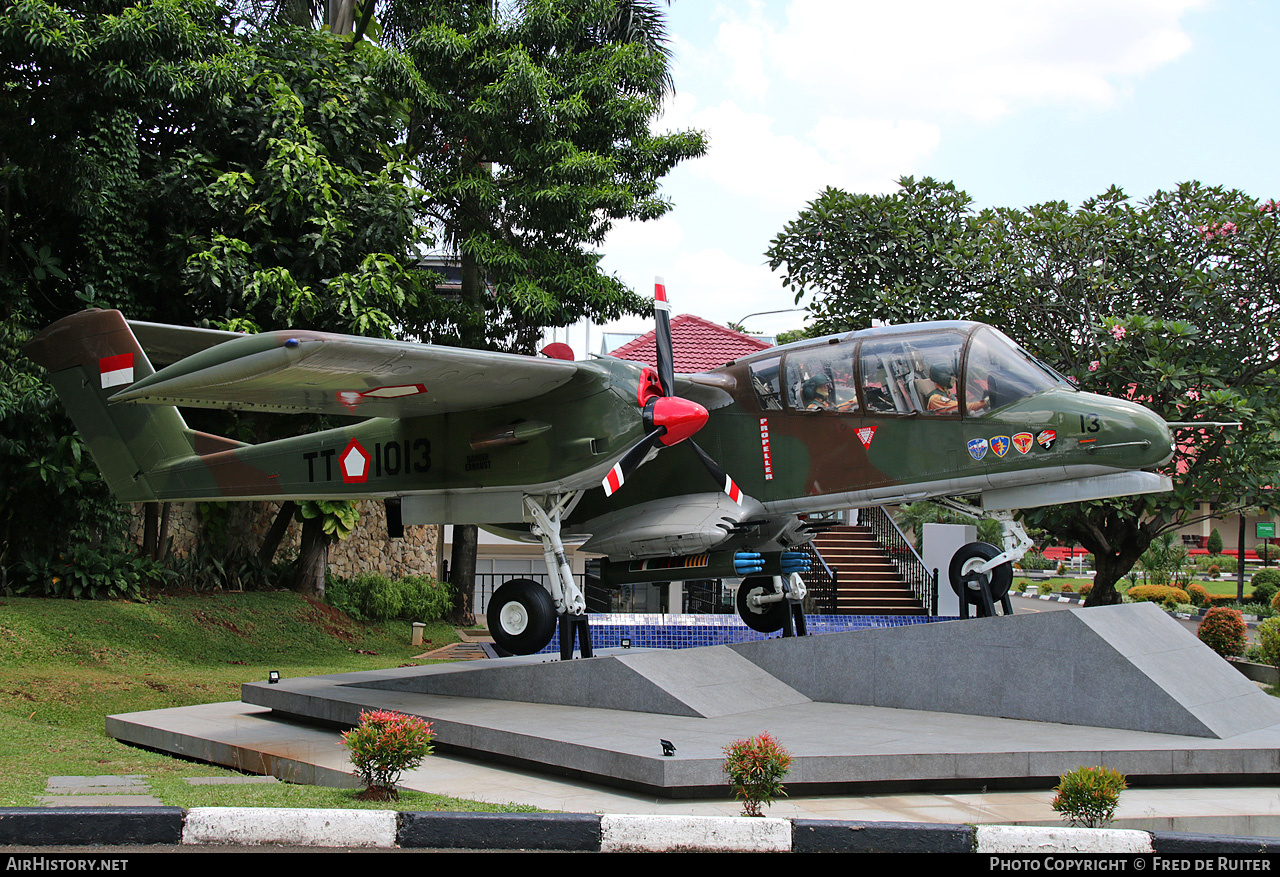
[268,671,280,684]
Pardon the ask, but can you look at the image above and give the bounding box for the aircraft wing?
[112,327,582,418]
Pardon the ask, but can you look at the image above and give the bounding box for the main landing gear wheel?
[949,541,1013,618]
[736,576,788,633]
[487,578,557,655]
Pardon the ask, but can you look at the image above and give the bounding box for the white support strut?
[524,493,586,616]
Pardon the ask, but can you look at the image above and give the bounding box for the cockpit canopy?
[746,323,1072,417]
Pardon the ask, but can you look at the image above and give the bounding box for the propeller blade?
[602,428,665,497]
[653,276,675,396]
[688,440,745,506]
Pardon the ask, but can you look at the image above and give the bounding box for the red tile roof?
[608,314,772,373]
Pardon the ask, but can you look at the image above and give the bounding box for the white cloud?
[763,0,1204,120]
[668,249,804,334]
[676,102,937,207]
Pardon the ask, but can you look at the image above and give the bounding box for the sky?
[546,0,1280,355]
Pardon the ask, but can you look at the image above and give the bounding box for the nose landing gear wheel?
[487,578,557,655]
[736,576,788,633]
[949,541,1013,618]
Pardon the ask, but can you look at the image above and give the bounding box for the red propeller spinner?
[601,278,744,505]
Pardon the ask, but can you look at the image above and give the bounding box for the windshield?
[964,327,1069,412]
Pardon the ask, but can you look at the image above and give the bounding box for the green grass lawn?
[0,590,534,812]
[1014,574,1274,600]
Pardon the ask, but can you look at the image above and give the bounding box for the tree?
[389,0,706,622]
[1,2,440,593]
[768,179,1280,605]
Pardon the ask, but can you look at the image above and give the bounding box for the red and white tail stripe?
[99,353,134,389]
[654,276,670,312]
[602,462,625,497]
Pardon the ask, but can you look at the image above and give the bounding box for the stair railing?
[799,542,838,613]
[860,505,938,615]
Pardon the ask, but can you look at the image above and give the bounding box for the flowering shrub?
[1051,766,1127,828]
[1197,607,1246,658]
[1186,583,1209,607]
[722,732,792,817]
[342,709,435,800]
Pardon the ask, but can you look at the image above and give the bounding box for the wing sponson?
[111,330,583,417]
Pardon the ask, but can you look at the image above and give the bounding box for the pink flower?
[1068,375,1079,385]
[1222,221,1237,235]
[1262,200,1277,214]
[1088,360,1099,372]
[1110,325,1126,341]
[1186,389,1200,400]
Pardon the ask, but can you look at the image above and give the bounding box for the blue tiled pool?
[539,613,953,653]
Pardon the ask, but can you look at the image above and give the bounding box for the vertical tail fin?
[23,310,194,502]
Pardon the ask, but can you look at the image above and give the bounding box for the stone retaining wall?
[126,500,439,581]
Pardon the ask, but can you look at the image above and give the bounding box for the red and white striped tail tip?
[654,277,670,311]
[725,477,742,505]
[602,462,625,497]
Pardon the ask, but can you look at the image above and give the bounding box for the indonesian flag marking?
[654,276,670,312]
[724,477,743,505]
[99,353,134,389]
[602,462,625,497]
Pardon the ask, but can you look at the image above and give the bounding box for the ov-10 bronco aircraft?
[26,280,1176,656]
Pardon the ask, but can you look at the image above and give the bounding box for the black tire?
[487,578,557,655]
[949,542,1013,604]
[736,576,788,633]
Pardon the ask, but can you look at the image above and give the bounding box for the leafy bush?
[1206,564,1221,580]
[722,732,792,817]
[342,709,434,801]
[399,575,453,623]
[1037,582,1052,596]
[16,543,173,600]
[1254,568,1280,587]
[1060,583,1074,593]
[1208,528,1224,556]
[1126,584,1190,606]
[1197,607,1246,658]
[1251,570,1280,609]
[1196,554,1237,574]
[327,573,453,623]
[1257,543,1280,562]
[1051,766,1127,828]
[1139,534,1188,586]
[1257,617,1280,670]
[1186,583,1209,607]
[1241,602,1275,619]
[1173,603,1199,615]
[1017,551,1054,571]
[1079,582,1093,600]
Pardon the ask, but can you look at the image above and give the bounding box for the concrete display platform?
[106,603,1280,800]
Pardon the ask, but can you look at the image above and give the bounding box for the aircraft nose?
[1128,401,1175,466]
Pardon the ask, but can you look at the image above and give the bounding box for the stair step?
[809,522,933,616]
